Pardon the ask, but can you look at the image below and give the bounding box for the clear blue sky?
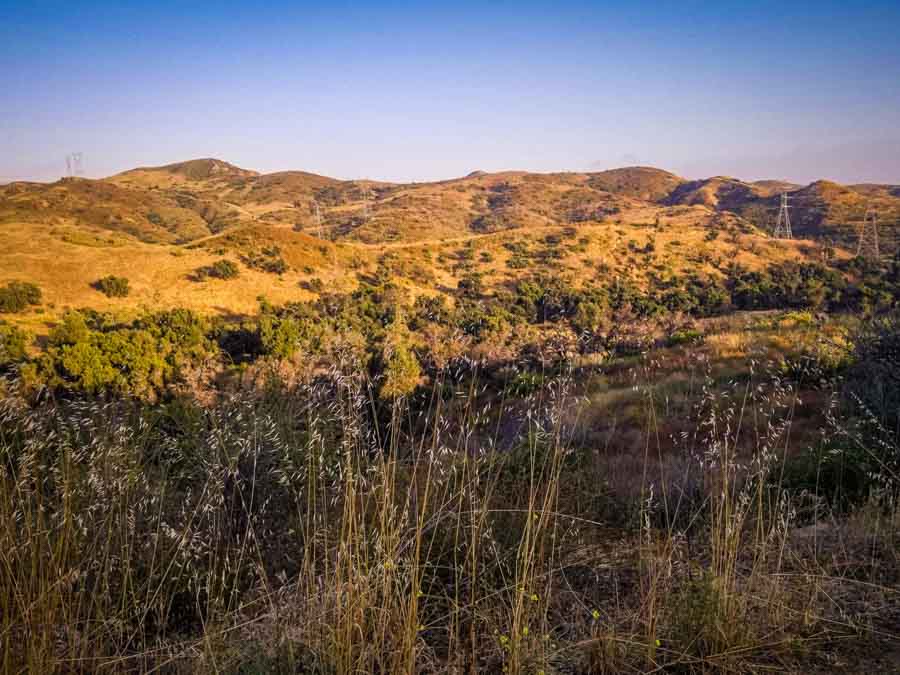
[3,1,899,184]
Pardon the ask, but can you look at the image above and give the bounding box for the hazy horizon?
[4,1,899,185]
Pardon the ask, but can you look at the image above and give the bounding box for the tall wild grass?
[1,352,897,673]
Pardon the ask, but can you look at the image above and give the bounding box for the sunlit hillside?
[4,157,893,336]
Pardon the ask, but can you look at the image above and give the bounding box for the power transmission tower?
[361,186,372,223]
[311,198,323,239]
[856,205,880,261]
[772,192,792,239]
[65,152,84,177]
[309,197,339,268]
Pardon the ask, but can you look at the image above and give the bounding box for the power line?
[65,152,84,177]
[311,198,323,239]
[772,192,792,239]
[856,204,880,261]
[362,185,372,223]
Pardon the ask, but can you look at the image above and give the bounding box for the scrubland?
[2,303,899,674]
[1,160,899,673]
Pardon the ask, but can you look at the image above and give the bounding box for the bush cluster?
[0,281,41,313]
[243,246,288,274]
[12,253,900,401]
[25,309,214,398]
[197,258,240,280]
[0,321,28,368]
[93,275,131,297]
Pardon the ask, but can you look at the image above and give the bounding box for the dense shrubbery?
[378,320,422,399]
[728,262,845,311]
[92,275,130,297]
[848,312,900,430]
[841,313,900,486]
[0,321,27,368]
[779,312,900,511]
[0,280,42,313]
[24,309,213,398]
[8,255,900,400]
[3,249,900,672]
[781,441,876,513]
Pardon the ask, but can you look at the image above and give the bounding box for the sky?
[2,1,899,185]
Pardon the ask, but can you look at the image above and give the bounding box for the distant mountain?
[111,158,258,185]
[0,176,222,243]
[2,157,898,250]
[8,156,898,334]
[586,167,685,203]
[750,180,801,196]
[665,177,764,211]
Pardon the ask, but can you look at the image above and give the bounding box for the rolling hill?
[587,167,686,202]
[2,157,898,335]
[0,177,219,243]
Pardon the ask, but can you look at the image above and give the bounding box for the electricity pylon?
[65,152,84,177]
[772,192,792,239]
[311,198,323,239]
[857,205,880,261]
[362,186,372,223]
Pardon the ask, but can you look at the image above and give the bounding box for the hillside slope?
[586,167,686,202]
[0,178,221,243]
[2,157,894,334]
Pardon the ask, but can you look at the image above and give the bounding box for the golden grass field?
[0,213,835,338]
[0,157,884,335]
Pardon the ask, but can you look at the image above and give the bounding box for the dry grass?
[1,346,897,674]
[0,206,827,345]
[2,155,858,344]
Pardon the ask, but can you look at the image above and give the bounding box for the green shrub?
[302,277,325,293]
[514,276,580,323]
[380,339,421,399]
[266,257,288,274]
[35,309,213,397]
[0,281,42,313]
[454,299,512,338]
[93,275,131,298]
[457,273,484,299]
[208,259,240,279]
[48,311,92,347]
[506,254,529,269]
[410,295,449,328]
[667,329,704,347]
[0,321,28,367]
[243,247,289,274]
[571,299,608,335]
[194,259,241,281]
[259,315,306,359]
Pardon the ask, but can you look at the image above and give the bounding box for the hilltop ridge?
[1,156,898,333]
[6,157,898,246]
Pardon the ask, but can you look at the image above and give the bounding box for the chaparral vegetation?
[1,159,899,674]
